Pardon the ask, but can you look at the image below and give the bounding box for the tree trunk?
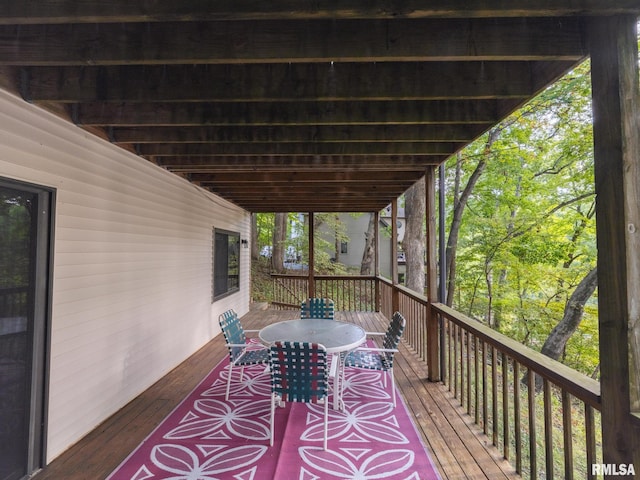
[360,212,376,275]
[272,212,287,273]
[527,266,598,390]
[403,177,425,294]
[446,128,499,306]
[333,214,340,263]
[251,213,259,260]
[540,266,598,361]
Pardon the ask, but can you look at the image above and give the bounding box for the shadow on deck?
[34,308,519,480]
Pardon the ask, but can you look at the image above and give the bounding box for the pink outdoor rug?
[108,345,441,479]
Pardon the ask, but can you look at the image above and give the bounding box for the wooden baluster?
[514,362,522,474]
[502,352,510,461]
[492,346,498,447]
[585,405,596,480]
[474,335,480,424]
[528,370,537,479]
[544,379,554,479]
[454,324,459,400]
[482,341,488,436]
[562,391,574,480]
[466,332,472,414]
[460,329,465,406]
[447,318,452,389]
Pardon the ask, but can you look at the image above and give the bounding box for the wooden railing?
[270,274,307,310]
[271,274,377,312]
[432,302,602,480]
[269,274,603,479]
[378,277,394,319]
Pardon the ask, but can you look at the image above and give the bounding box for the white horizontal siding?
[0,89,251,461]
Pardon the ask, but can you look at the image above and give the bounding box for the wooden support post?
[425,166,440,381]
[308,212,315,298]
[390,198,400,313]
[374,210,380,311]
[374,210,380,278]
[588,15,640,467]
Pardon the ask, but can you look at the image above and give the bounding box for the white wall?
[0,89,251,461]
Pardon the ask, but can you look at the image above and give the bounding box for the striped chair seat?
[343,349,390,371]
[240,348,270,365]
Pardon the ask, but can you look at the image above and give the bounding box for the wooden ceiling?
[0,2,637,212]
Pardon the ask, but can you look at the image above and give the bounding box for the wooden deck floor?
[34,308,519,480]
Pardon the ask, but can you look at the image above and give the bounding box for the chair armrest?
[353,347,399,354]
[226,343,266,348]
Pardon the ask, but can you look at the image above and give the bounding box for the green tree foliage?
[445,61,599,376]
[0,191,33,289]
[253,212,347,275]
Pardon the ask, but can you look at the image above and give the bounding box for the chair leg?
[225,363,234,401]
[329,354,341,411]
[270,394,276,446]
[390,369,396,407]
[323,395,329,451]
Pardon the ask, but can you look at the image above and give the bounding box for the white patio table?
[259,318,366,410]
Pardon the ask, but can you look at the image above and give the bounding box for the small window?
[212,228,240,301]
[340,241,348,254]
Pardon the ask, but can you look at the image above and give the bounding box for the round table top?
[259,318,366,354]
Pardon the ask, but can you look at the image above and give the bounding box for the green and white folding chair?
[218,309,269,401]
[341,311,406,407]
[269,341,330,450]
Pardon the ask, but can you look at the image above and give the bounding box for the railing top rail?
[270,273,308,278]
[271,274,377,281]
[432,302,601,409]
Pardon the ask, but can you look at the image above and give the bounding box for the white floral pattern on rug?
[108,360,440,480]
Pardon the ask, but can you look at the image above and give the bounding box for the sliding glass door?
[0,178,53,480]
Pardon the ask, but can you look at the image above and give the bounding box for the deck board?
[34,308,519,480]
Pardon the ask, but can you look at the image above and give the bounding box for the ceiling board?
[0,3,622,212]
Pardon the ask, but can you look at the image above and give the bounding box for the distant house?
[319,206,406,282]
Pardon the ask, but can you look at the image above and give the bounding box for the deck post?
[588,15,640,468]
[374,210,381,311]
[390,198,400,313]
[425,166,440,381]
[374,210,380,277]
[308,212,315,297]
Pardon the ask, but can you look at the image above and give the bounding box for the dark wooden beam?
[137,142,462,156]
[204,195,413,211]
[73,100,507,126]
[23,61,574,102]
[2,1,638,24]
[190,170,422,183]
[231,203,392,213]
[0,18,586,65]
[202,184,415,195]
[113,124,485,144]
[210,198,406,211]
[155,155,444,171]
